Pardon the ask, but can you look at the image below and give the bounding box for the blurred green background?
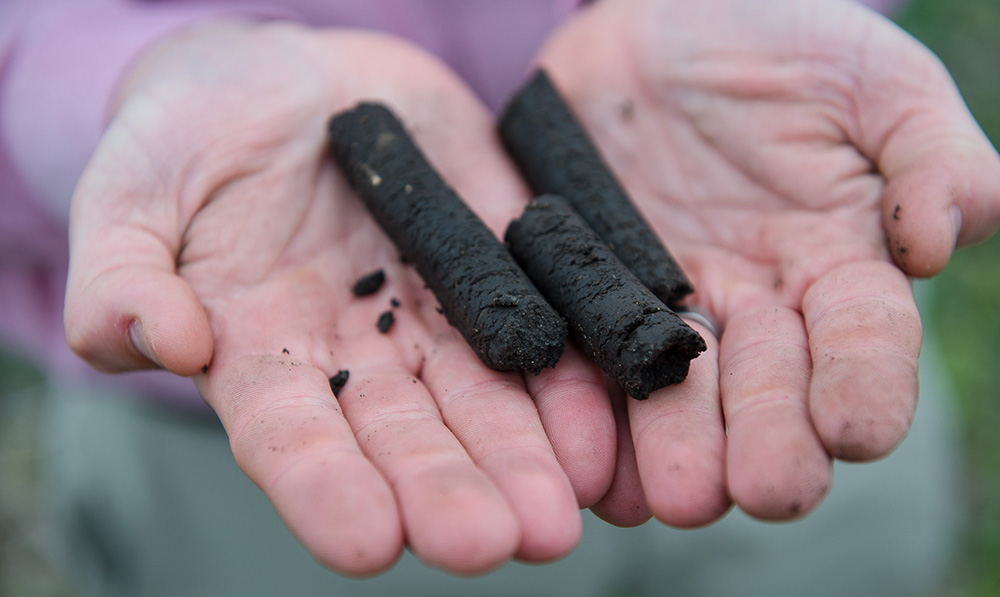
[899,0,1000,594]
[2,0,999,595]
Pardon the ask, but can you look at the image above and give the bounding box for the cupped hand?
[64,21,616,576]
[537,0,1000,525]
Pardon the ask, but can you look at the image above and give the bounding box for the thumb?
[65,263,213,376]
[879,126,1000,277]
[870,54,1000,277]
[64,144,213,376]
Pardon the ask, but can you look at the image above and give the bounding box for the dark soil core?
[329,103,566,373]
[506,195,705,398]
[500,69,693,307]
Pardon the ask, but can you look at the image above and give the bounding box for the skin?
[535,0,1000,526]
[65,24,615,576]
[63,0,1000,579]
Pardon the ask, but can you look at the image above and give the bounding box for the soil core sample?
[328,103,566,373]
[500,69,693,307]
[506,195,705,398]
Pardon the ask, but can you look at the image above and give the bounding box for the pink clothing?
[0,0,904,411]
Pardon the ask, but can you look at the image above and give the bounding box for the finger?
[320,321,521,574]
[525,343,616,508]
[629,319,730,528]
[860,38,1000,275]
[802,260,921,462]
[589,385,653,528]
[720,306,831,521]
[381,60,584,561]
[66,160,213,375]
[339,362,521,573]
[421,333,582,563]
[65,263,213,375]
[199,354,403,577]
[879,128,1000,276]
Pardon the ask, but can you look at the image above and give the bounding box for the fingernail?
[128,320,160,367]
[950,205,964,246]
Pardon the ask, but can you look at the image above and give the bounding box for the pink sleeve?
[1,0,295,221]
[0,0,295,413]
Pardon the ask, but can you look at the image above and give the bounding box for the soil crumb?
[377,310,395,334]
[329,370,349,397]
[352,269,386,297]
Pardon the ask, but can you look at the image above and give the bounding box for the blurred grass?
[896,0,1000,595]
[0,350,77,597]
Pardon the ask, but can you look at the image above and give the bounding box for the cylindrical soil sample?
[328,103,566,373]
[500,69,693,307]
[505,195,705,398]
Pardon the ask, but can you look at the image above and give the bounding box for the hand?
[536,0,1000,525]
[64,22,617,575]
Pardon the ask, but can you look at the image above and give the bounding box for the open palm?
[537,0,1000,525]
[64,22,617,576]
